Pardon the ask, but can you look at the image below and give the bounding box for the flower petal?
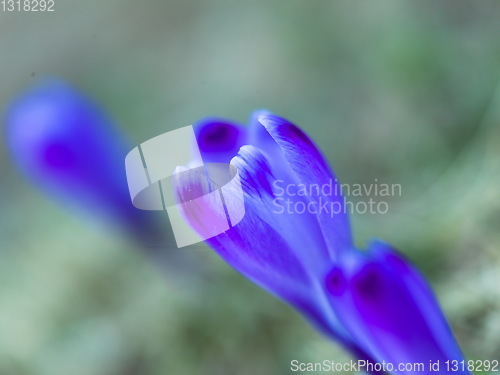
[326,241,469,374]
[257,113,353,260]
[231,146,332,276]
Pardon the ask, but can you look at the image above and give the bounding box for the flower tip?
[249,108,272,123]
[365,240,413,272]
[255,112,278,126]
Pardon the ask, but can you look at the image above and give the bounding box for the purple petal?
[231,146,334,276]
[326,241,469,374]
[257,113,353,260]
[4,79,154,239]
[194,117,247,164]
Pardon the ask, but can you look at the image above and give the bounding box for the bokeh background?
[1,0,500,374]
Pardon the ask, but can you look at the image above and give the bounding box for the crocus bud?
[326,241,469,375]
[4,79,159,242]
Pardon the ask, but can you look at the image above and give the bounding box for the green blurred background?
[1,1,499,374]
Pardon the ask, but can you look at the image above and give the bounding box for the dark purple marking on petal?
[352,263,383,300]
[43,142,76,169]
[325,267,347,297]
[194,118,247,164]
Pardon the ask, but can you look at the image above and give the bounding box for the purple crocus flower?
[4,79,160,243]
[4,79,469,373]
[176,111,469,374]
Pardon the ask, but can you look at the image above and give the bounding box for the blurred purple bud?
[4,79,158,242]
